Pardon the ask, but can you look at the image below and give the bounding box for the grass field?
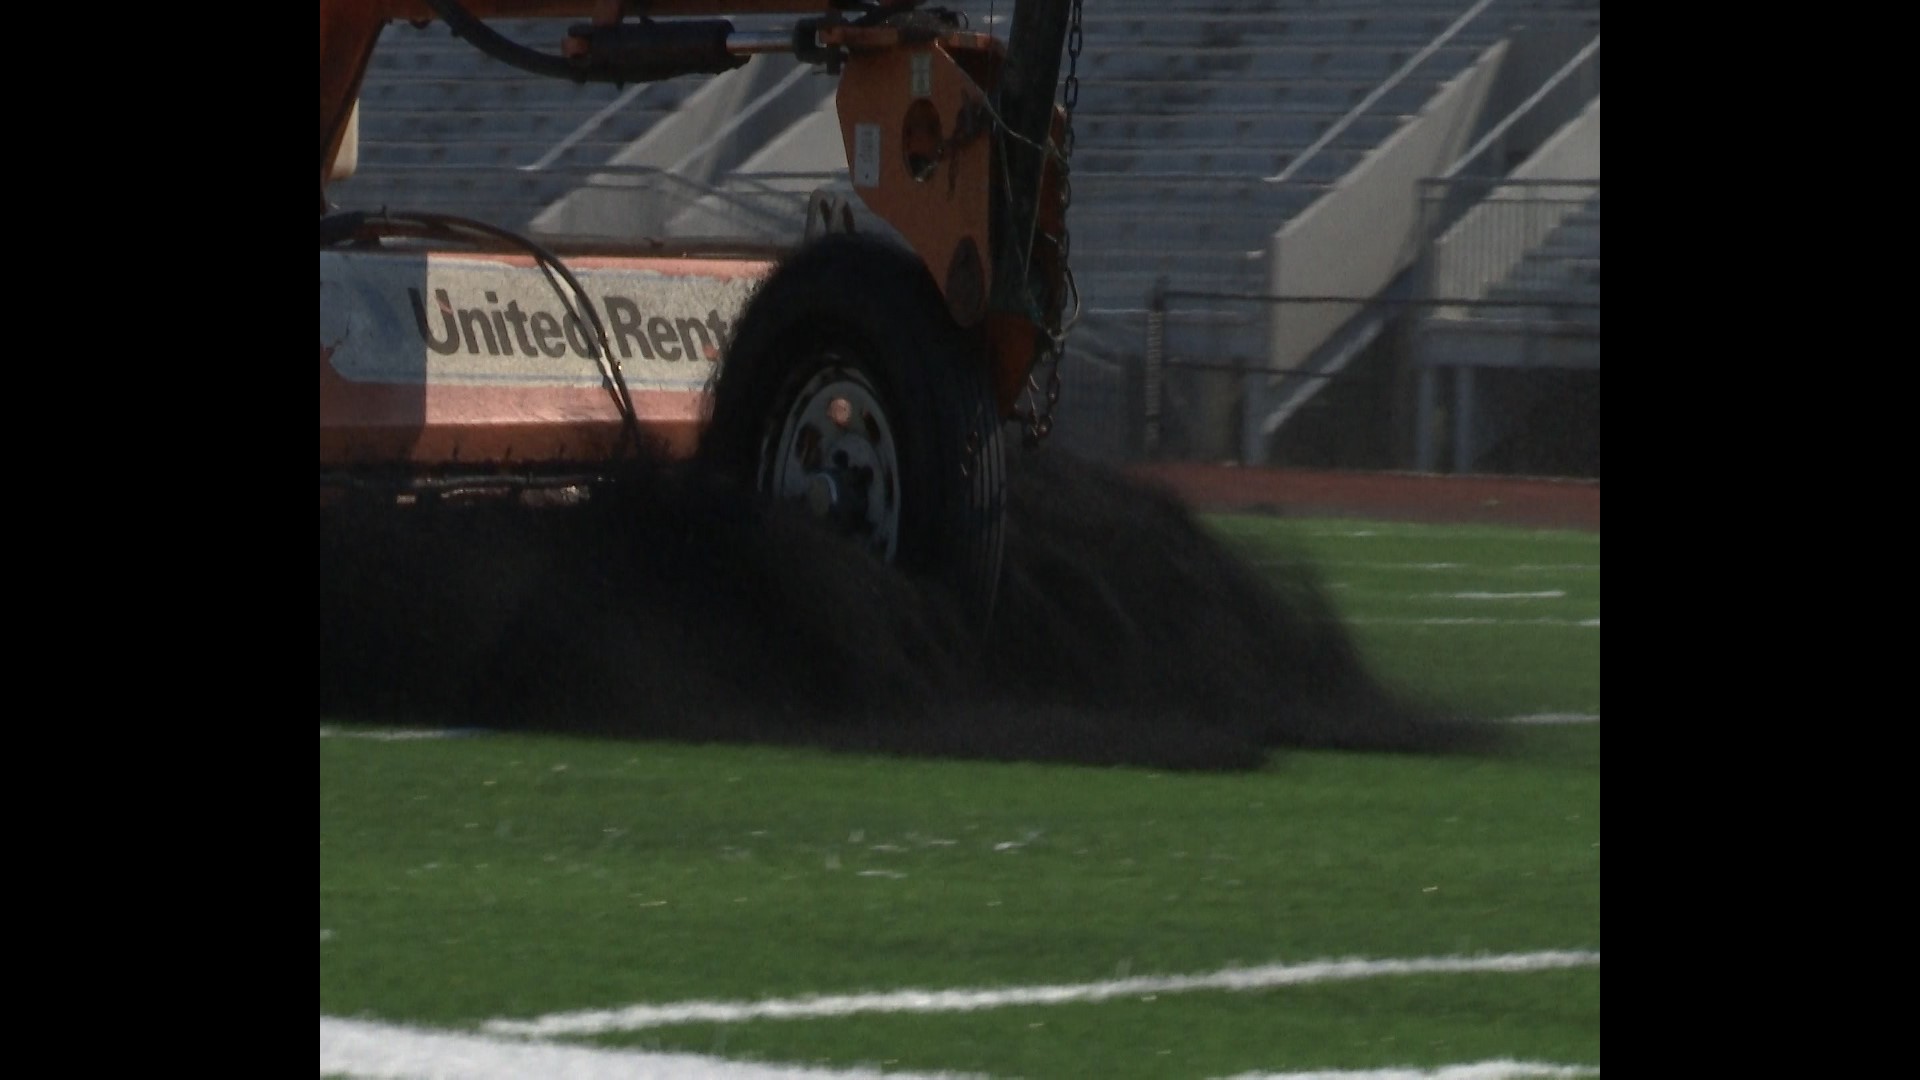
[320,512,1600,1079]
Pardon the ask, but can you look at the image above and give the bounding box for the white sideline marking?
[485,951,1600,1038]
[320,1016,981,1080]
[321,1018,1596,1080]
[1256,560,1468,570]
[1435,591,1566,600]
[1505,714,1599,726]
[319,726,485,741]
[1297,527,1595,543]
[1345,617,1597,628]
[1255,561,1596,574]
[1216,1063,1597,1080]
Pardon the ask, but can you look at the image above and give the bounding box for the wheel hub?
[803,467,871,525]
[762,364,900,561]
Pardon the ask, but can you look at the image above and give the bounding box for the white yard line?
[1255,560,1472,570]
[322,1017,1597,1080]
[322,951,1600,1077]
[1253,562,1596,574]
[1296,528,1596,543]
[1344,617,1597,627]
[319,726,487,741]
[1215,1064,1598,1080]
[321,710,1599,747]
[483,951,1600,1039]
[320,1016,981,1080]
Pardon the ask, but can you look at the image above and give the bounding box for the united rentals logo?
[321,251,761,387]
[408,287,735,364]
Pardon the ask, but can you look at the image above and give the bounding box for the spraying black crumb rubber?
[320,446,1506,770]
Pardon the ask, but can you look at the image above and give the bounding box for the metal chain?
[1014,0,1082,448]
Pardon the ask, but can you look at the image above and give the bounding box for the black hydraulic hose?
[418,0,585,81]
[420,0,748,84]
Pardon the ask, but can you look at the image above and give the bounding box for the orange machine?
[320,0,1078,610]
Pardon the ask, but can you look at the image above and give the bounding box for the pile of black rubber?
[319,447,1504,770]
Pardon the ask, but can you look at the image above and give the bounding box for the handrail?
[522,43,816,174]
[661,60,817,176]
[362,160,829,232]
[1263,0,1499,185]
[1442,34,1599,180]
[577,166,823,229]
[521,83,652,172]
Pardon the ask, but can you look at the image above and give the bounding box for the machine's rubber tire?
[700,233,1005,619]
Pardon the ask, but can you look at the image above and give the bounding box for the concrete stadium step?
[333,168,558,199]
[1075,110,1402,147]
[1071,144,1368,183]
[1504,253,1599,288]
[1094,0,1487,14]
[1074,11,1464,49]
[1538,230,1600,259]
[331,165,576,207]
[1077,83,1444,120]
[357,79,622,116]
[1076,246,1269,278]
[1073,141,1380,176]
[358,138,658,171]
[1477,254,1599,321]
[1077,43,1485,81]
[1474,295,1600,328]
[1077,266,1269,311]
[1074,171,1338,205]
[1075,204,1321,235]
[359,78,699,112]
[1075,245,1272,274]
[1545,214,1601,251]
[1072,208,1317,251]
[1087,70,1444,103]
[357,108,676,144]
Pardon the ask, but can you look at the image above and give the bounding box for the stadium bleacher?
[328,0,1599,473]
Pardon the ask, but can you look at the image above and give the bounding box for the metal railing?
[1440,34,1600,189]
[1418,178,1599,315]
[1116,283,1601,468]
[1264,0,1502,185]
[338,161,849,241]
